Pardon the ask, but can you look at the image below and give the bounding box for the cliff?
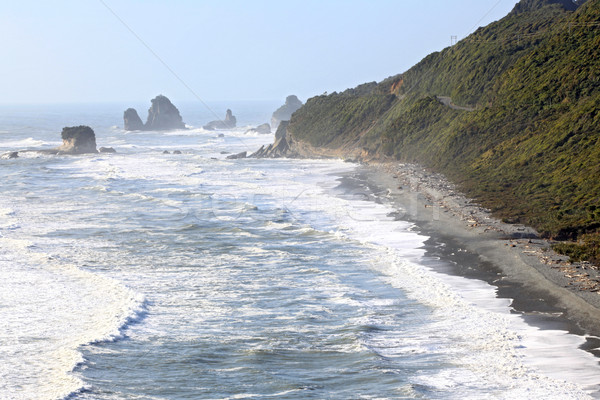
[258,0,600,260]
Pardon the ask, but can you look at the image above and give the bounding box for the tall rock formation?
[57,126,98,154]
[271,95,303,130]
[123,108,145,131]
[203,109,237,130]
[144,95,186,130]
[123,95,186,131]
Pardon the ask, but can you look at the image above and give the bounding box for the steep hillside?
[274,0,600,260]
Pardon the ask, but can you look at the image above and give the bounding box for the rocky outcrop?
[123,95,186,131]
[250,122,294,158]
[1,151,19,159]
[204,109,237,130]
[271,95,303,130]
[244,123,271,135]
[226,151,247,159]
[57,126,98,154]
[99,147,116,153]
[123,108,145,131]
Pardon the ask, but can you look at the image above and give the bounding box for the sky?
[1,0,521,104]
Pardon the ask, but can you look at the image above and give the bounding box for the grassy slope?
[286,0,600,257]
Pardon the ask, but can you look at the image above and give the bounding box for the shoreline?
[358,161,600,341]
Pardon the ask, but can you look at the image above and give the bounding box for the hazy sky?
[1,0,520,104]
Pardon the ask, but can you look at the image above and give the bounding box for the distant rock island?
[204,109,237,130]
[271,95,303,130]
[57,126,98,154]
[124,95,186,131]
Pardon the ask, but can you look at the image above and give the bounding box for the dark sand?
[342,162,600,356]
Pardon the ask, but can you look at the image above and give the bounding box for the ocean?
[1,101,599,399]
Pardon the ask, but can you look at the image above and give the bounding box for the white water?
[0,103,599,399]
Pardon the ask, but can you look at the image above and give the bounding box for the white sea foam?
[219,157,599,397]
[0,137,52,149]
[0,199,145,400]
[290,162,599,398]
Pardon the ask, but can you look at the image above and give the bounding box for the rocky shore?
[367,162,600,334]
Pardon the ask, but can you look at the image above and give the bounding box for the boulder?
[244,123,271,135]
[271,95,303,130]
[144,95,186,131]
[99,147,117,153]
[57,126,98,154]
[123,108,144,131]
[226,151,247,159]
[204,109,237,130]
[173,150,182,154]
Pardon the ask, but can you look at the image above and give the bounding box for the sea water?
[1,102,599,399]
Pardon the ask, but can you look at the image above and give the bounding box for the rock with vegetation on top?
[271,95,303,130]
[203,109,237,130]
[57,126,98,154]
[123,108,145,131]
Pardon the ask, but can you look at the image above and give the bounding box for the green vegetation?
[553,233,600,264]
[61,125,95,141]
[286,0,600,260]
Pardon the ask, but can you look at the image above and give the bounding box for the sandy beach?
[361,162,600,342]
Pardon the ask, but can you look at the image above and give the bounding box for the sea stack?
[123,95,186,131]
[57,126,98,154]
[271,95,303,130]
[145,95,186,130]
[123,108,145,131]
[203,109,237,130]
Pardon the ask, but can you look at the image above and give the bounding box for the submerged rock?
[226,151,247,159]
[204,109,237,130]
[271,95,303,130]
[123,108,145,131]
[245,123,271,135]
[1,151,19,159]
[57,126,98,154]
[99,147,117,153]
